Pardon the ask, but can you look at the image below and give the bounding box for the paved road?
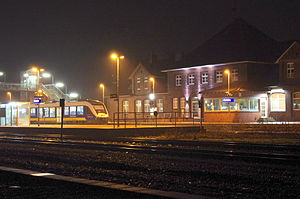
[0,137,299,198]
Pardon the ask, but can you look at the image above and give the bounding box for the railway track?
[0,136,299,166]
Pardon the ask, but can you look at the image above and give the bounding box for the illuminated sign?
[33,99,42,104]
[222,98,234,102]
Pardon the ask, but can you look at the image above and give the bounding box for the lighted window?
[43,108,49,118]
[49,107,56,118]
[216,71,223,83]
[144,99,150,112]
[271,93,286,112]
[157,99,164,112]
[287,63,294,78]
[38,108,43,118]
[77,106,84,115]
[175,75,182,86]
[70,106,76,116]
[201,72,208,84]
[213,99,220,110]
[123,100,129,112]
[180,97,185,109]
[135,100,142,112]
[232,69,238,81]
[64,107,70,116]
[30,108,36,117]
[293,92,300,110]
[205,100,213,111]
[173,98,178,109]
[187,74,195,85]
[136,77,141,91]
[144,77,148,90]
[230,101,238,110]
[221,101,229,110]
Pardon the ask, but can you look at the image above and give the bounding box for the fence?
[112,112,203,128]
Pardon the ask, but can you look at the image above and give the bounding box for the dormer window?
[287,63,294,78]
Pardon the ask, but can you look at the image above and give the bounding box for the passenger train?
[30,100,109,124]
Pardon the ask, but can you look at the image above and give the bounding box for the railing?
[112,112,204,128]
[42,84,67,100]
[0,82,36,91]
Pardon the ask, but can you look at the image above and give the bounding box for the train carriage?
[30,100,109,124]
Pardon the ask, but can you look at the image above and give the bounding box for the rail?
[0,82,36,91]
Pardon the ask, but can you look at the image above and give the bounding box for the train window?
[39,108,43,118]
[77,106,84,115]
[49,108,56,118]
[94,105,105,113]
[30,108,36,117]
[64,107,70,116]
[43,108,49,118]
[70,106,76,116]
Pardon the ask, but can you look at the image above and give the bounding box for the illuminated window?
[123,100,129,112]
[144,77,148,90]
[77,106,84,115]
[70,106,76,116]
[205,100,213,111]
[180,97,185,109]
[136,77,141,91]
[287,63,294,78]
[213,99,220,110]
[201,72,208,84]
[232,69,238,81]
[30,108,36,117]
[135,100,142,112]
[293,92,300,110]
[144,99,150,112]
[216,71,223,83]
[49,107,56,118]
[187,74,195,85]
[43,108,49,118]
[172,98,178,109]
[64,107,70,116]
[157,99,164,112]
[175,75,182,86]
[271,93,286,112]
[38,108,43,118]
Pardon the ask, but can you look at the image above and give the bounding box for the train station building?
[106,18,300,123]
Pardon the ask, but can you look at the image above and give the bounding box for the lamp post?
[224,69,230,95]
[99,83,105,103]
[0,72,6,82]
[111,53,125,127]
[7,92,11,102]
[31,67,45,92]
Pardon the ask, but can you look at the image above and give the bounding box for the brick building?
[106,18,300,123]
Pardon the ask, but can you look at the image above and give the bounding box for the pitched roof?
[171,18,290,68]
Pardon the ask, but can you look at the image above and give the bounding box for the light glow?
[69,92,79,98]
[42,73,51,78]
[55,82,64,88]
[99,83,104,88]
[0,72,4,76]
[149,93,155,100]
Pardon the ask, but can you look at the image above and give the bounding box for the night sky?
[0,0,299,98]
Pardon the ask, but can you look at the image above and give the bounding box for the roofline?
[161,61,274,72]
[275,41,298,63]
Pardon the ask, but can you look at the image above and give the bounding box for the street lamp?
[31,66,45,91]
[99,83,105,103]
[7,92,11,102]
[224,69,231,95]
[69,92,79,99]
[111,53,125,127]
[0,72,6,82]
[55,82,67,95]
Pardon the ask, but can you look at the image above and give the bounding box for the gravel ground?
[0,141,299,198]
[0,171,164,199]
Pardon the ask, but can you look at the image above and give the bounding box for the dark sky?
[0,0,299,98]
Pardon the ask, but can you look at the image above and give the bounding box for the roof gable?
[276,41,300,63]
